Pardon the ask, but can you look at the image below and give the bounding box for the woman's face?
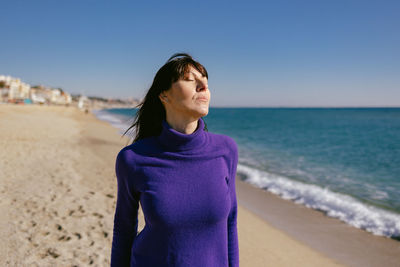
[160,65,210,119]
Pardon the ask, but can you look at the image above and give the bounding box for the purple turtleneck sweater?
[110,117,239,267]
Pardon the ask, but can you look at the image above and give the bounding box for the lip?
[196,97,209,102]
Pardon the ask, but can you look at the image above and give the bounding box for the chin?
[194,109,208,117]
[200,111,209,117]
[186,105,209,118]
[199,107,209,116]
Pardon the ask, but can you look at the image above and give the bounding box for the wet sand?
[236,177,400,267]
[0,104,396,266]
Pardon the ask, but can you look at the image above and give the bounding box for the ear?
[159,92,169,103]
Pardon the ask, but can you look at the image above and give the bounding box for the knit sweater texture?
[110,117,239,267]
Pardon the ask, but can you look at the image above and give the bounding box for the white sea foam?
[92,109,133,135]
[237,164,400,238]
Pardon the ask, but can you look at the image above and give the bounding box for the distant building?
[30,86,51,104]
[30,86,72,105]
[63,91,72,105]
[50,88,72,105]
[0,75,31,101]
[78,95,90,110]
[1,74,135,108]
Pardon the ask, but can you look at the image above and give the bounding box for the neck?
[157,117,207,152]
[165,117,199,135]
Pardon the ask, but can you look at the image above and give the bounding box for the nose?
[197,80,208,92]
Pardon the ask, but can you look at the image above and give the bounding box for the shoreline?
[236,176,400,267]
[1,104,398,266]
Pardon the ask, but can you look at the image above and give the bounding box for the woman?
[110,53,239,267]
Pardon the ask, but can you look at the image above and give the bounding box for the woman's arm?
[110,150,140,267]
[227,139,239,267]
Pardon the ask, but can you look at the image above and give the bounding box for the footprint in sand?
[58,235,71,241]
[44,248,60,259]
[78,205,85,214]
[92,212,104,219]
[74,232,82,240]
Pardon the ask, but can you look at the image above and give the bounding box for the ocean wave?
[237,164,400,238]
[92,109,133,134]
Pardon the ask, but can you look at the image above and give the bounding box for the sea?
[94,107,400,239]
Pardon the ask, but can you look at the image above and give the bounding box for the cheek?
[172,86,194,103]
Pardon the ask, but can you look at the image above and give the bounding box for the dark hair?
[123,53,209,144]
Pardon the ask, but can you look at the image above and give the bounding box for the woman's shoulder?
[116,136,159,163]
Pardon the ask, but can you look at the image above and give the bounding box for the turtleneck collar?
[157,117,207,152]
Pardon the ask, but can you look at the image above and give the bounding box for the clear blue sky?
[1,0,399,107]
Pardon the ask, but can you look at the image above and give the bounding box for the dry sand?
[0,104,392,266]
[1,105,125,266]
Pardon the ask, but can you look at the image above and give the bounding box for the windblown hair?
[123,53,209,144]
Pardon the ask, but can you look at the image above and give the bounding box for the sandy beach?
[1,104,398,266]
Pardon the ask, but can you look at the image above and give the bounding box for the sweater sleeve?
[111,150,140,267]
[227,139,239,267]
